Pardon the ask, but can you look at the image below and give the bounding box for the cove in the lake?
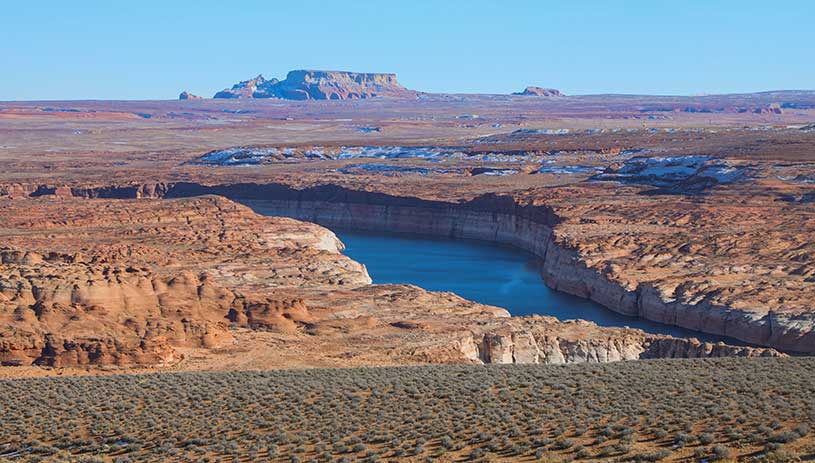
[336,229,738,343]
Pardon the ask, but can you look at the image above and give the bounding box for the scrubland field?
[1,358,813,462]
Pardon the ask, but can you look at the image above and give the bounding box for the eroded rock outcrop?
[7,179,814,354]
[461,328,778,365]
[513,86,564,97]
[0,196,370,367]
[213,183,814,354]
[408,317,780,365]
[178,91,203,100]
[213,70,417,100]
[213,74,279,99]
[0,185,799,372]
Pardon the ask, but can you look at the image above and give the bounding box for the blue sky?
[2,0,813,100]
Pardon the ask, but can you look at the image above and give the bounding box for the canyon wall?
[4,181,813,353]
[455,329,778,365]
[204,189,810,354]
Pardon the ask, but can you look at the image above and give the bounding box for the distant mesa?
[513,86,564,97]
[178,91,203,100]
[212,70,418,100]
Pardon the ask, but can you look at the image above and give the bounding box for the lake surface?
[337,229,733,342]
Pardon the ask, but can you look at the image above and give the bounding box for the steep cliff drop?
[238,193,812,354]
[4,180,813,355]
[0,193,782,371]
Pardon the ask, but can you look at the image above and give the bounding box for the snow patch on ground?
[476,169,518,176]
[594,156,750,189]
[194,146,562,166]
[535,165,604,175]
[197,147,290,165]
[510,128,571,135]
[338,163,461,176]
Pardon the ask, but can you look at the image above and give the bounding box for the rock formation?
[446,320,778,365]
[185,181,812,354]
[5,169,814,355]
[0,194,781,371]
[0,196,369,367]
[753,103,783,114]
[178,91,203,100]
[213,74,279,99]
[513,86,564,97]
[213,70,417,100]
[3,92,814,374]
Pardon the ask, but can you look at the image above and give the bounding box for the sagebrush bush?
[0,358,812,462]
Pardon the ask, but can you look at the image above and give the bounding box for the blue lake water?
[336,229,733,343]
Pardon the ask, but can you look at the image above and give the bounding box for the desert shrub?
[0,359,810,462]
[469,448,484,460]
[769,431,799,443]
[439,435,454,449]
[766,442,785,452]
[613,443,632,455]
[552,439,574,450]
[712,445,734,461]
[752,450,802,463]
[633,449,672,461]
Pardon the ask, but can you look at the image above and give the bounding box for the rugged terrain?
[1,87,814,463]
[1,195,777,374]
[0,196,369,368]
[0,91,814,376]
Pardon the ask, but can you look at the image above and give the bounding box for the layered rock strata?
[0,196,369,367]
[0,194,781,372]
[248,194,812,353]
[213,70,417,100]
[294,286,780,366]
[3,181,813,353]
[154,182,810,353]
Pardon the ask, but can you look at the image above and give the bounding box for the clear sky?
[2,0,813,100]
